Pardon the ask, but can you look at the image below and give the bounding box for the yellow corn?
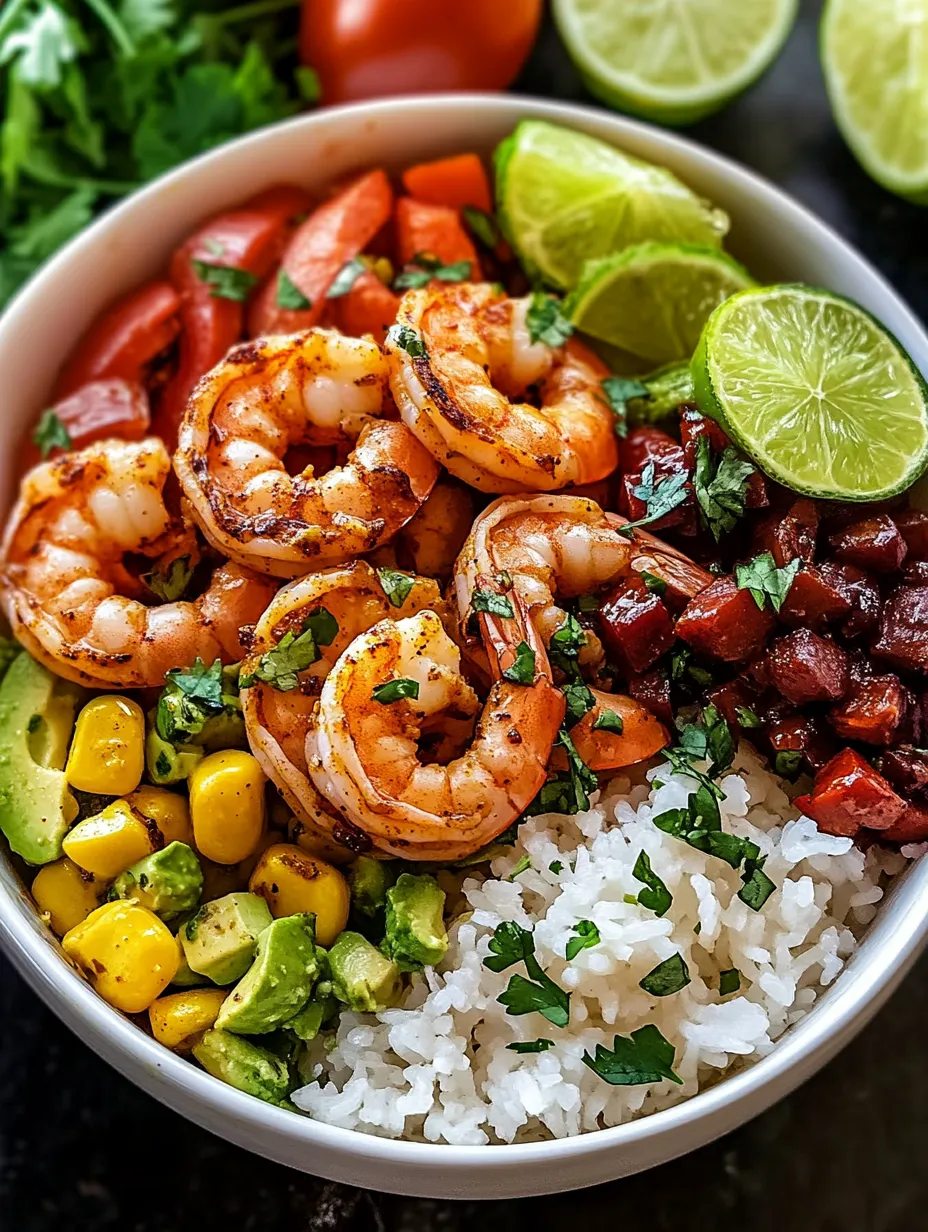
[62,799,155,880]
[31,858,101,936]
[62,900,178,1013]
[126,786,193,846]
[249,843,350,947]
[189,749,266,865]
[149,988,227,1050]
[65,696,145,796]
[200,858,248,902]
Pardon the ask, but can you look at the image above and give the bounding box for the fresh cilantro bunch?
[0,0,315,307]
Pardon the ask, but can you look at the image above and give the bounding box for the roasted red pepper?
[796,748,906,837]
[676,575,776,662]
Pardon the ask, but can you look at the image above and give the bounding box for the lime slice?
[495,120,728,289]
[693,285,928,500]
[553,0,798,125]
[821,0,928,203]
[566,242,754,365]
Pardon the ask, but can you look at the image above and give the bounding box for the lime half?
[553,0,798,125]
[567,242,754,365]
[822,0,928,203]
[495,120,728,289]
[693,285,928,500]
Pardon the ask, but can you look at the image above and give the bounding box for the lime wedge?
[495,120,728,289]
[693,285,928,500]
[566,242,754,365]
[821,0,928,203]
[553,0,798,125]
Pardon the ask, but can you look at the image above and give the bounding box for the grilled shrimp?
[242,560,444,859]
[454,495,713,768]
[368,475,476,583]
[306,591,566,861]
[0,439,276,689]
[175,329,441,577]
[384,282,619,493]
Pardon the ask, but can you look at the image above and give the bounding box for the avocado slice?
[181,891,273,985]
[216,914,318,1035]
[192,1029,291,1106]
[109,842,203,920]
[145,713,204,785]
[381,873,448,972]
[0,652,81,865]
[329,931,403,1012]
[348,856,395,918]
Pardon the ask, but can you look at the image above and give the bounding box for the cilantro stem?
[208,0,302,27]
[0,0,31,43]
[81,0,136,57]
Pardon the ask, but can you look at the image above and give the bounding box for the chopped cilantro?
[393,253,472,290]
[562,679,595,727]
[526,291,573,347]
[325,257,366,299]
[735,706,762,728]
[600,376,648,439]
[616,462,690,537]
[576,592,600,613]
[483,921,532,972]
[719,968,741,996]
[32,408,71,458]
[549,861,564,875]
[735,551,802,613]
[239,608,337,693]
[157,657,225,742]
[738,861,776,911]
[376,567,415,609]
[693,436,755,541]
[632,850,672,917]
[372,677,420,705]
[639,953,690,997]
[484,921,571,1027]
[275,269,311,310]
[391,325,427,357]
[502,641,536,685]
[506,1038,554,1054]
[190,259,258,302]
[525,730,598,817]
[592,709,624,735]
[774,749,804,780]
[472,588,514,618]
[548,613,586,675]
[462,205,499,249]
[582,1024,683,1086]
[640,570,668,595]
[565,919,600,961]
[143,555,193,603]
[507,855,531,881]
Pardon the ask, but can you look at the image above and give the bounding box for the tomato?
[300,0,542,102]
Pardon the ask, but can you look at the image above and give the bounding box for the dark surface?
[2,1,927,1228]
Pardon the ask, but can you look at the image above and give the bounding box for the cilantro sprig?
[32,408,71,457]
[616,461,690,538]
[393,253,472,290]
[156,657,240,745]
[483,922,570,1028]
[693,436,755,541]
[734,551,801,613]
[239,607,337,692]
[526,292,573,347]
[599,377,648,439]
[582,1024,683,1087]
[143,555,193,603]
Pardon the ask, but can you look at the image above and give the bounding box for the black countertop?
[2,2,927,1228]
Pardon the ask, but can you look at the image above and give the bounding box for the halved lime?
[566,242,754,365]
[821,0,928,203]
[494,120,728,289]
[553,0,798,126]
[693,285,928,500]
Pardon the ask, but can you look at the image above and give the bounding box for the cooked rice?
[291,746,911,1144]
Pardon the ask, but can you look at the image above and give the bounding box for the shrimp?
[306,590,566,861]
[454,495,712,768]
[367,475,476,583]
[241,560,445,860]
[0,439,277,689]
[384,282,619,493]
[175,329,441,577]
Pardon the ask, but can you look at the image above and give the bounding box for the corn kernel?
[126,786,193,846]
[149,988,227,1050]
[62,900,178,1013]
[66,696,145,796]
[249,843,350,947]
[189,750,266,865]
[200,858,248,902]
[31,858,101,936]
[62,799,155,880]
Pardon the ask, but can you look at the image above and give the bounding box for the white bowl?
[1,94,927,1200]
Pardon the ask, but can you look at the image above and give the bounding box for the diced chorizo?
[598,579,675,674]
[828,514,907,573]
[872,583,928,673]
[892,510,928,561]
[878,804,928,844]
[795,748,906,837]
[780,565,852,628]
[768,713,837,773]
[817,562,882,639]
[876,746,928,801]
[767,629,849,705]
[751,498,819,567]
[708,677,766,731]
[679,406,767,509]
[829,675,908,746]
[619,426,684,473]
[627,668,674,726]
[676,575,776,662]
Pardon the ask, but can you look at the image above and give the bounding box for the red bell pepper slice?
[395,197,479,268]
[21,378,150,472]
[329,269,401,344]
[401,153,493,213]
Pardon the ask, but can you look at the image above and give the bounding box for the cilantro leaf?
[372,677,420,705]
[32,408,71,457]
[502,641,536,685]
[565,919,600,961]
[640,953,690,997]
[738,862,776,911]
[639,570,667,595]
[616,462,690,537]
[548,613,586,675]
[143,555,193,602]
[462,205,499,249]
[506,1039,553,1054]
[600,377,648,439]
[326,257,366,299]
[558,728,598,812]
[632,850,672,917]
[156,657,229,742]
[390,325,426,357]
[734,551,802,613]
[562,679,595,727]
[582,1024,683,1086]
[592,709,624,734]
[774,749,804,780]
[549,861,563,875]
[526,291,573,347]
[507,855,531,881]
[735,706,762,728]
[498,973,570,1027]
[483,921,532,973]
[276,268,311,310]
[719,968,741,996]
[472,589,514,618]
[191,259,258,302]
[693,437,755,541]
[239,608,337,693]
[376,567,415,609]
[393,254,472,290]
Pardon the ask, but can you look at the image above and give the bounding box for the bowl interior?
[1,95,927,1200]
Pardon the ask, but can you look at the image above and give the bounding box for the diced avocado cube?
[216,914,319,1036]
[283,994,336,1042]
[329,931,402,1012]
[0,652,81,865]
[382,873,448,972]
[192,1029,291,1106]
[181,892,273,985]
[348,856,395,917]
[145,714,203,786]
[109,842,203,920]
[194,707,246,753]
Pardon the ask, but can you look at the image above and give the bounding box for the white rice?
[291,746,912,1144]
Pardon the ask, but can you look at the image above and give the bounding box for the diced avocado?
[109,842,203,920]
[284,983,338,1041]
[192,1029,291,1106]
[194,707,247,753]
[329,931,402,1012]
[181,891,273,985]
[381,873,448,972]
[348,856,395,918]
[216,914,318,1035]
[146,713,203,785]
[0,652,81,865]
[0,637,20,684]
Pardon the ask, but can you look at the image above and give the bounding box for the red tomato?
[300,0,542,103]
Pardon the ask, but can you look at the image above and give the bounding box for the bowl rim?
[2,91,928,1178]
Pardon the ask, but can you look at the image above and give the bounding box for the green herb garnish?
[506,1038,554,1054]
[735,551,802,613]
[562,680,595,727]
[191,259,257,302]
[565,919,600,961]
[372,677,420,705]
[526,291,573,347]
[592,709,624,735]
[600,376,648,439]
[325,257,366,299]
[632,851,672,917]
[639,953,690,997]
[143,555,193,603]
[276,269,311,310]
[376,567,415,609]
[616,462,690,537]
[485,921,570,1028]
[502,641,536,685]
[719,968,741,996]
[32,408,71,458]
[693,436,755,541]
[472,588,514,618]
[391,325,427,357]
[582,1024,683,1086]
[462,205,499,248]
